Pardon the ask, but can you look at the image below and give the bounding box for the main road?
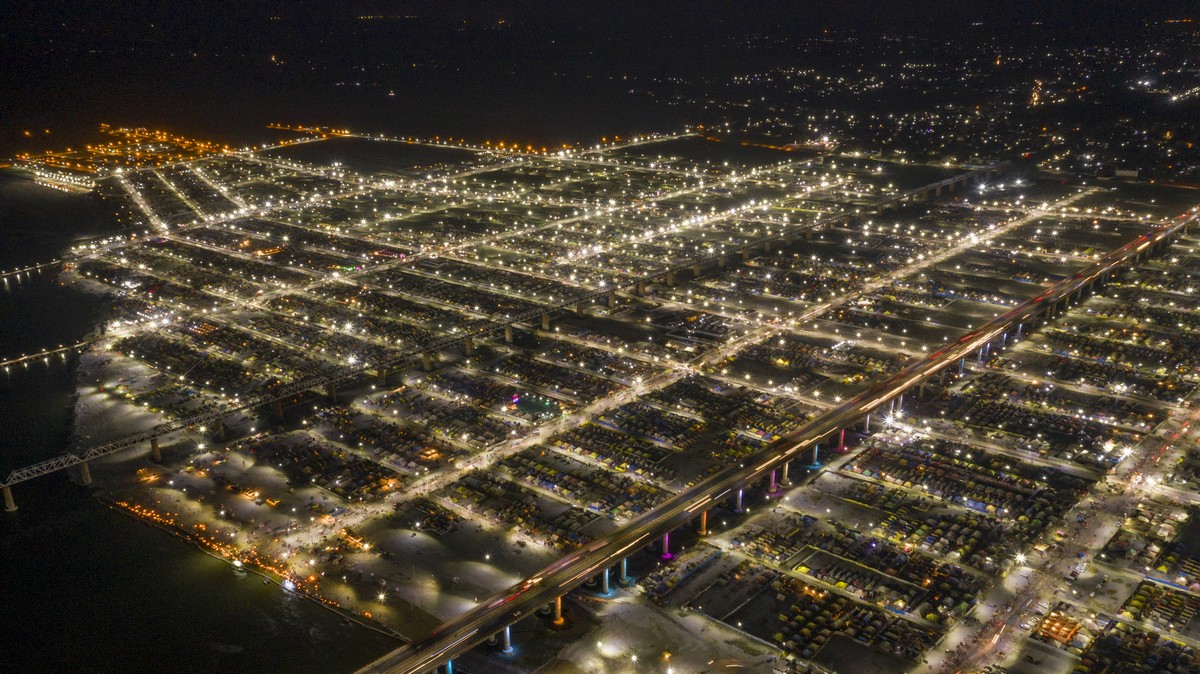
[356,205,1200,674]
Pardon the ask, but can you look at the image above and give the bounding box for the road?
[354,210,1200,673]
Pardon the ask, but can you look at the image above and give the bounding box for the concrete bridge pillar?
[637,280,648,296]
[781,460,791,485]
[464,338,474,357]
[2,486,14,512]
[838,428,846,451]
[376,368,388,386]
[769,469,779,495]
[734,488,745,513]
[326,382,337,402]
[665,271,676,287]
[150,437,162,463]
[79,460,93,486]
[272,400,284,421]
[600,567,611,595]
[423,352,434,372]
[805,230,814,241]
[501,625,513,654]
[552,595,565,626]
[741,250,752,262]
[505,325,514,344]
[620,557,629,585]
[763,241,772,254]
[572,303,583,316]
[542,314,552,331]
[661,532,673,560]
[718,255,727,269]
[607,290,616,308]
[698,509,708,536]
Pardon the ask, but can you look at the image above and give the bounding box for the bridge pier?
[607,290,616,308]
[741,250,751,262]
[552,595,565,626]
[3,486,15,512]
[637,280,648,296]
[572,303,583,316]
[501,625,513,654]
[150,437,162,463]
[665,271,676,287]
[763,241,772,254]
[620,557,630,585]
[781,461,791,485]
[838,428,846,452]
[326,382,337,402]
[216,418,226,441]
[768,469,779,495]
[79,460,93,486]
[698,509,708,536]
[692,264,702,277]
[542,314,551,331]
[440,661,454,674]
[661,532,673,559]
[505,325,514,344]
[600,567,611,595]
[734,488,745,513]
[718,255,727,269]
[376,368,388,386]
[863,413,870,433]
[423,352,434,372]
[805,230,814,242]
[272,399,284,421]
[464,337,474,357]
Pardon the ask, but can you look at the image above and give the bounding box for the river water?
[0,171,397,673]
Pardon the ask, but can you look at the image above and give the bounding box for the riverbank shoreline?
[101,494,408,644]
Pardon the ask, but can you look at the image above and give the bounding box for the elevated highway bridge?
[354,204,1200,674]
